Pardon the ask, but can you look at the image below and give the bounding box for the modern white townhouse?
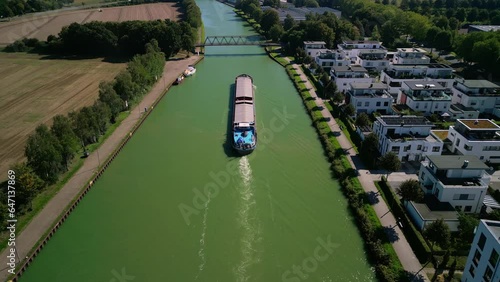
[330,65,373,93]
[447,119,500,164]
[346,82,392,115]
[354,49,389,71]
[447,104,480,120]
[451,78,500,116]
[392,48,430,65]
[408,155,490,232]
[397,81,452,116]
[337,40,386,62]
[462,219,500,282]
[304,41,328,58]
[314,50,350,71]
[373,115,443,161]
[380,64,455,95]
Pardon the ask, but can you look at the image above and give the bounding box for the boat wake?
[195,192,211,280]
[235,157,261,282]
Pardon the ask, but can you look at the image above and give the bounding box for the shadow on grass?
[366,191,380,205]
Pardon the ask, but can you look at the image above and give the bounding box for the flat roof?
[377,115,433,126]
[331,65,367,72]
[410,196,459,220]
[458,119,500,130]
[427,155,489,170]
[461,80,500,88]
[431,130,449,141]
[342,40,381,44]
[358,49,387,54]
[389,63,452,70]
[482,220,500,243]
[350,82,387,90]
[397,47,427,53]
[449,103,477,112]
[304,41,326,44]
[404,81,448,90]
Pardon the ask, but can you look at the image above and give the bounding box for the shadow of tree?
[366,191,380,205]
[305,96,316,101]
[312,106,324,111]
[404,270,428,282]
[380,226,400,243]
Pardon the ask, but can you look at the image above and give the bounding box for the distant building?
[354,49,389,71]
[314,50,350,71]
[346,82,392,115]
[373,115,443,161]
[447,104,480,120]
[451,79,500,116]
[462,219,500,282]
[330,65,373,93]
[261,6,341,22]
[446,119,500,164]
[468,25,500,33]
[337,40,386,62]
[397,81,452,116]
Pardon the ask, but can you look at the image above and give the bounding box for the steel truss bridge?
[195,35,281,47]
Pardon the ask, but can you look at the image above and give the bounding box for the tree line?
[0,0,73,18]
[0,40,165,229]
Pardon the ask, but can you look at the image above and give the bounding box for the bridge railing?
[196,35,280,47]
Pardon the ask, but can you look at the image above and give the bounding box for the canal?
[19,1,376,281]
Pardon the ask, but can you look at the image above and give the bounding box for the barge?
[232,74,257,155]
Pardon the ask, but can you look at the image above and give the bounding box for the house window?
[432,146,440,152]
[478,233,487,250]
[404,145,411,152]
[456,205,462,211]
[464,206,472,212]
[473,249,482,266]
[365,101,369,107]
[338,63,342,66]
[416,104,420,109]
[480,156,484,160]
[435,104,438,108]
[391,146,400,153]
[483,266,493,282]
[464,145,473,151]
[384,102,388,106]
[376,102,381,106]
[456,139,461,146]
[454,194,474,200]
[424,104,428,109]
[489,249,499,267]
[469,264,475,277]
[417,145,422,150]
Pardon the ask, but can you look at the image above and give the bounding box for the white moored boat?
[184,65,196,77]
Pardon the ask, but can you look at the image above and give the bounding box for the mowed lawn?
[0,53,126,178]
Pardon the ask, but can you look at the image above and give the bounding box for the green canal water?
[19,1,376,281]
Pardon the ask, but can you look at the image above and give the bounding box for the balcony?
[422,165,489,188]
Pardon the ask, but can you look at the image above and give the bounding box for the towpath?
[0,55,202,281]
[285,59,431,282]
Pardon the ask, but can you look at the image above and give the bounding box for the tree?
[320,72,330,86]
[332,91,345,105]
[70,107,100,145]
[92,101,111,136]
[284,14,296,30]
[114,71,140,102]
[51,115,79,170]
[25,124,63,183]
[10,163,44,209]
[371,25,381,41]
[344,103,355,116]
[424,219,451,253]
[379,152,401,178]
[360,133,379,168]
[323,80,338,100]
[260,9,280,34]
[304,0,319,7]
[395,179,424,206]
[457,213,479,244]
[98,81,123,122]
[355,112,371,127]
[268,24,284,42]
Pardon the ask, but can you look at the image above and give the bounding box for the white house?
[380,64,455,95]
[354,49,389,71]
[397,81,452,116]
[447,104,480,120]
[373,115,443,161]
[406,155,491,232]
[337,40,386,62]
[447,119,500,164]
[330,65,373,93]
[346,82,392,115]
[462,220,500,282]
[451,79,500,115]
[314,50,350,71]
[304,41,328,58]
[392,48,430,65]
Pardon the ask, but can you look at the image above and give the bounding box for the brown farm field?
[0,3,181,44]
[0,52,126,178]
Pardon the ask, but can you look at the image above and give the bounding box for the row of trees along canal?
[0,0,202,234]
[237,0,500,79]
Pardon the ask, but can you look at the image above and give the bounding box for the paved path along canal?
[17,1,377,281]
[288,60,430,282]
